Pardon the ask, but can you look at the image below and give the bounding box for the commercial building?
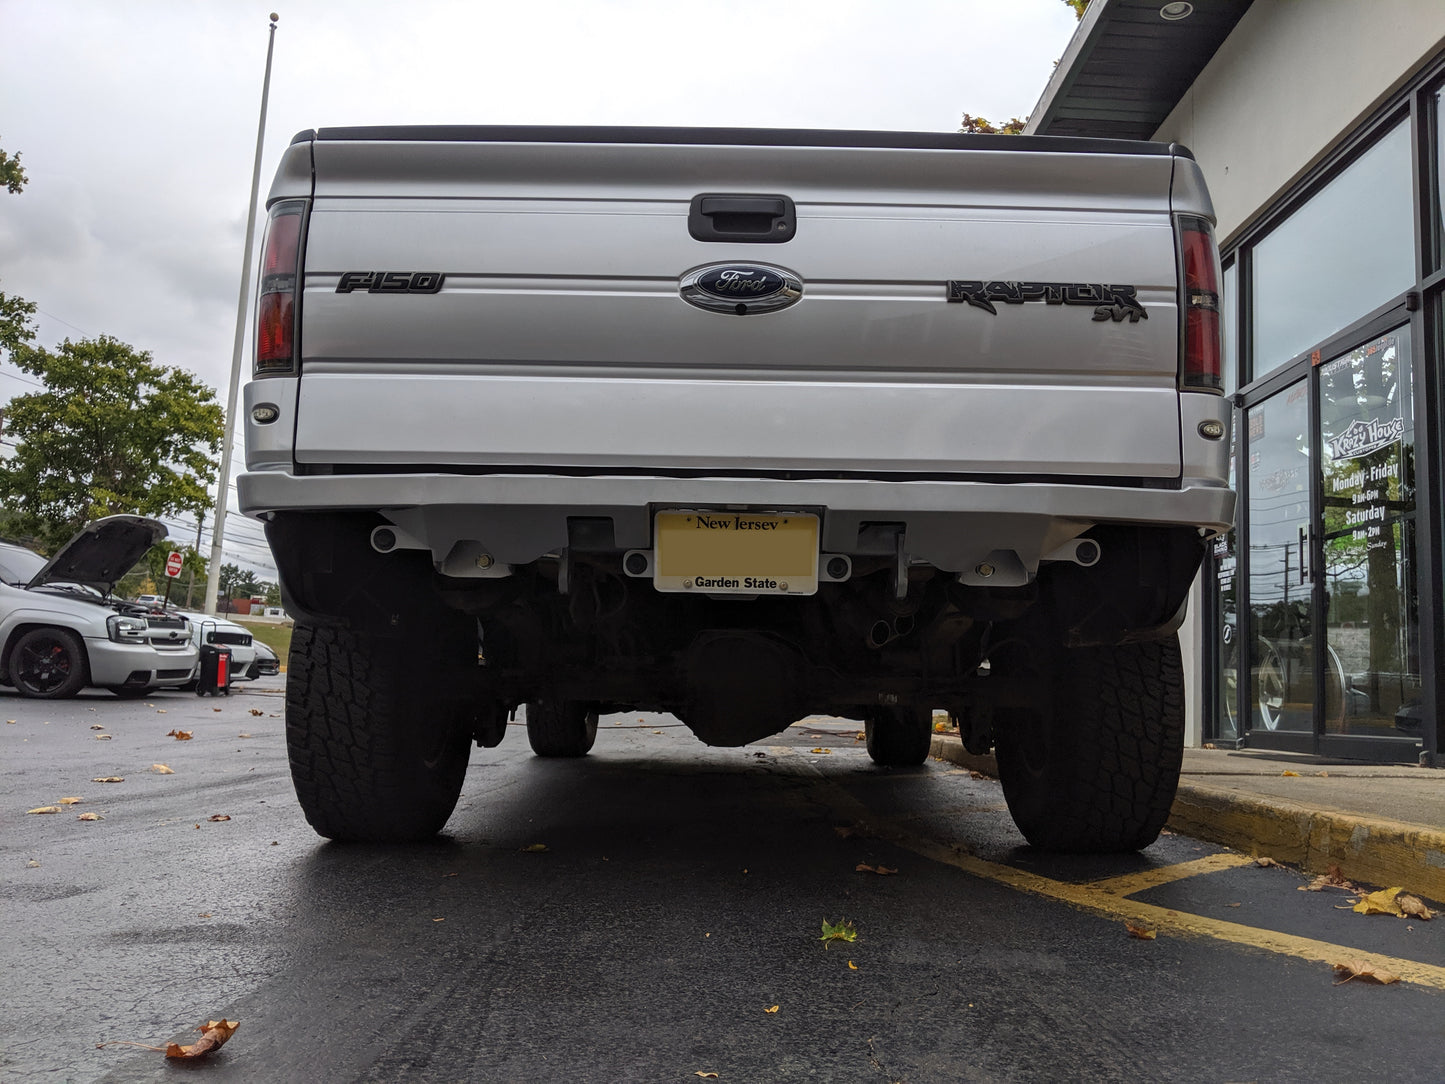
[1029,0,1445,764]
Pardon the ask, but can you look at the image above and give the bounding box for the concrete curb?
[929,734,1445,903]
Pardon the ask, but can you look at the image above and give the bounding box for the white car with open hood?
[0,515,199,698]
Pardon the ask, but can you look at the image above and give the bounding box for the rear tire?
[285,621,472,842]
[864,705,933,767]
[994,634,1184,853]
[526,698,598,757]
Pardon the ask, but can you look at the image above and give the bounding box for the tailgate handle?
[689,193,795,243]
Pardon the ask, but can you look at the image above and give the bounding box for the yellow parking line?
[790,762,1445,991]
[1085,853,1257,897]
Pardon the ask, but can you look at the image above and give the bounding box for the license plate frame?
[653,510,819,595]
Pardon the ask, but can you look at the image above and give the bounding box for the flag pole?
[205,12,279,615]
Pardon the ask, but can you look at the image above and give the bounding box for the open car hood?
[27,515,168,595]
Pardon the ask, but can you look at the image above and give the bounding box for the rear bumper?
[237,468,1235,574]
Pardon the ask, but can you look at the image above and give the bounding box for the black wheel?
[11,628,89,699]
[994,634,1184,853]
[864,705,933,766]
[285,621,472,842]
[107,686,153,699]
[525,697,598,757]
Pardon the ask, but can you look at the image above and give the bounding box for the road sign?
[165,551,184,578]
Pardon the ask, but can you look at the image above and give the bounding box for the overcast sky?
[0,0,1079,574]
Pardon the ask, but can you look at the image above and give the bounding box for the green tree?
[1,142,35,359]
[219,562,263,601]
[0,336,224,550]
[1,140,25,195]
[115,542,210,602]
[959,113,1028,135]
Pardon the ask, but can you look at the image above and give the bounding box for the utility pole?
[205,12,279,615]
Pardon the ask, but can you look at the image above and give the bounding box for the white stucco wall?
[1154,0,1445,245]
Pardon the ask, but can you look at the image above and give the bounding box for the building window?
[1433,85,1445,274]
[1251,119,1414,376]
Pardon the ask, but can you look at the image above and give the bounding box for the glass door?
[1235,322,1423,760]
[1317,328,1423,757]
[1244,376,1319,746]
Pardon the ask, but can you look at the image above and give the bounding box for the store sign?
[1329,416,1405,461]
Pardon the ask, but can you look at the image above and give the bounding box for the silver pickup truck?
[238,126,1233,850]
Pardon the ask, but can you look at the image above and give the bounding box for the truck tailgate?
[291,134,1186,479]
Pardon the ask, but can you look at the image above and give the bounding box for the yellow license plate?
[654,510,819,595]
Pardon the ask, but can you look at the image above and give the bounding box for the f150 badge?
[947,280,1147,322]
[681,263,802,315]
[336,271,444,294]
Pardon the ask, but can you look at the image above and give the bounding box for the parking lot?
[4,684,1444,1082]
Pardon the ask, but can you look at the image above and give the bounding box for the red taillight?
[262,212,300,278]
[257,292,294,364]
[255,201,305,374]
[1179,216,1222,391]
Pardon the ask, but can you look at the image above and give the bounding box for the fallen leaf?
[820,917,857,948]
[521,843,549,853]
[4,719,14,724]
[1305,866,1356,893]
[165,1019,239,1059]
[855,863,898,875]
[95,734,112,741]
[1255,857,1282,868]
[27,806,61,815]
[1281,769,1300,777]
[59,797,83,805]
[238,733,253,739]
[1332,960,1400,985]
[1125,922,1157,940]
[207,814,231,822]
[1227,902,1242,908]
[433,917,445,922]
[77,812,102,821]
[1399,894,1435,920]
[1317,770,1330,777]
[1202,742,1216,749]
[92,776,124,783]
[847,960,858,970]
[90,724,105,730]
[213,708,222,713]
[151,764,175,774]
[854,731,866,741]
[764,1005,779,1014]
[156,709,168,715]
[26,859,39,867]
[695,1074,719,1080]
[249,708,263,717]
[933,721,948,733]
[1353,887,1407,917]
[166,729,193,741]
[198,913,212,918]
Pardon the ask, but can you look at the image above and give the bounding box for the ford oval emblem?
[680,263,803,315]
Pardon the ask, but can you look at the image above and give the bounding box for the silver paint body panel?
[241,131,1234,570]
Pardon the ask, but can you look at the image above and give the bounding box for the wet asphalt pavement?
[3,684,1444,1083]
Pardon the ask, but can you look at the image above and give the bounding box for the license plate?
[654,510,819,595]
